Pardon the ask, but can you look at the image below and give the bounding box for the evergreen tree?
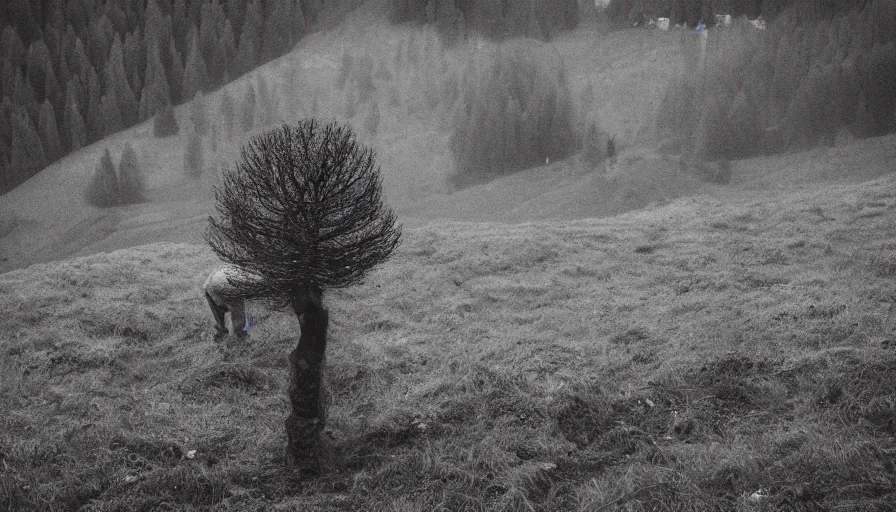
[8,0,40,43]
[241,83,256,132]
[220,89,235,139]
[290,0,307,46]
[86,148,119,207]
[182,31,209,102]
[263,0,292,61]
[105,36,139,127]
[184,129,203,178]
[10,106,46,180]
[101,90,124,135]
[63,83,87,152]
[85,65,104,142]
[234,0,262,76]
[139,46,171,121]
[1,26,26,70]
[364,99,380,135]
[153,103,179,137]
[25,39,52,102]
[12,69,39,126]
[87,15,115,73]
[168,38,184,104]
[123,28,145,100]
[118,142,146,204]
[38,99,63,162]
[190,90,208,135]
[214,19,237,84]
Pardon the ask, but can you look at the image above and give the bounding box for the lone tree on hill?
[205,120,401,467]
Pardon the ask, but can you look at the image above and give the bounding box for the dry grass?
[2,171,895,511]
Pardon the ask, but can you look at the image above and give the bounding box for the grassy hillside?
[2,170,895,510]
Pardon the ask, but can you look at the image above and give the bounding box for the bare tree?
[205,119,401,467]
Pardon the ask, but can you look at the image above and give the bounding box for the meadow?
[2,167,895,510]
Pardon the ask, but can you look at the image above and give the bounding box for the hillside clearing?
[2,172,895,510]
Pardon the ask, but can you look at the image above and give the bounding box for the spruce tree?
[190,90,208,136]
[215,19,237,84]
[105,36,139,127]
[241,83,256,133]
[234,0,262,75]
[168,38,184,104]
[38,99,63,162]
[85,148,118,207]
[101,90,124,135]
[64,83,87,152]
[153,103,179,137]
[182,31,209,102]
[184,129,203,178]
[12,69,39,126]
[123,28,145,99]
[263,0,292,61]
[220,90,235,139]
[85,65,104,142]
[139,45,171,122]
[118,142,145,204]
[26,39,52,102]
[10,106,46,179]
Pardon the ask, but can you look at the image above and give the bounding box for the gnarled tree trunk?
[285,292,328,469]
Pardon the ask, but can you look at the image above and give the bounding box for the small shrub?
[153,104,179,137]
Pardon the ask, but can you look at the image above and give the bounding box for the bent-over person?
[203,264,261,340]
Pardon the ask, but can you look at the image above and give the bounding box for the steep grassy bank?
[2,172,895,510]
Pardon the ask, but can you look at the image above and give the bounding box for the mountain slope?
[2,171,895,510]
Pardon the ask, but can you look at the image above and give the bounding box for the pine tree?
[364,99,380,135]
[256,75,274,127]
[26,39,52,102]
[118,142,145,204]
[12,69,39,126]
[8,0,40,43]
[190,90,208,135]
[85,65,104,142]
[220,90,235,139]
[105,36,139,127]
[38,99,63,162]
[215,19,238,84]
[87,15,115,74]
[153,103,179,137]
[123,28,145,100]
[290,0,307,46]
[184,129,203,178]
[182,31,209,102]
[101,90,124,135]
[168,38,184,104]
[139,46,171,122]
[63,83,87,152]
[234,0,263,76]
[263,0,292,61]
[10,106,46,180]
[86,148,119,207]
[241,83,256,132]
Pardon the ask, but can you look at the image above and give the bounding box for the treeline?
[389,0,579,41]
[604,0,868,27]
[0,0,351,195]
[656,0,896,160]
